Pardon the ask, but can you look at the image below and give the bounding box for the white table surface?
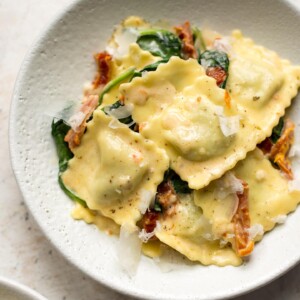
[1,1,300,299]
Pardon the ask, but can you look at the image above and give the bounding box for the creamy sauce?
[60,17,300,267]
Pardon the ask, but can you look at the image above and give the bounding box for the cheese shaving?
[139,221,162,243]
[219,115,240,137]
[289,145,300,158]
[289,179,300,191]
[67,111,86,132]
[138,229,156,243]
[216,172,244,199]
[138,189,154,214]
[118,223,142,276]
[104,104,133,119]
[214,105,240,137]
[247,224,264,240]
[213,37,235,57]
[271,214,287,224]
[108,27,139,58]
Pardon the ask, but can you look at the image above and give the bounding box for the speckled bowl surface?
[0,277,46,300]
[9,0,300,299]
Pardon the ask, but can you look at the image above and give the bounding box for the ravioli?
[100,43,159,107]
[194,149,300,245]
[156,149,300,266]
[227,30,300,133]
[51,17,300,270]
[100,16,159,107]
[62,110,169,225]
[155,194,242,266]
[121,55,300,189]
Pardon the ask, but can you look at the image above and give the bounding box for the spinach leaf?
[165,169,191,194]
[99,67,136,105]
[270,117,284,143]
[58,176,87,207]
[153,200,163,212]
[200,50,229,71]
[103,100,135,128]
[52,119,87,207]
[192,26,206,54]
[199,50,229,88]
[51,119,73,173]
[132,59,169,79]
[137,29,182,59]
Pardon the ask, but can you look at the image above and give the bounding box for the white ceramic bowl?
[0,277,46,300]
[10,0,300,299]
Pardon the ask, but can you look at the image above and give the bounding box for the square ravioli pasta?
[62,110,169,225]
[120,50,300,189]
[154,149,300,266]
[51,16,300,272]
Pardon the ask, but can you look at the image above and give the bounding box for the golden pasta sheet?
[155,194,242,266]
[62,110,169,225]
[194,149,300,246]
[101,43,160,107]
[121,51,300,189]
[227,30,300,133]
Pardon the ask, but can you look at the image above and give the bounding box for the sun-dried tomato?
[232,181,254,257]
[175,21,197,59]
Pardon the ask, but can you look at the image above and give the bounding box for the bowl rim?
[8,0,300,299]
[0,276,47,300]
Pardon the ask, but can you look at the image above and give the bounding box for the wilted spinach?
[51,119,87,207]
[166,169,191,194]
[199,50,229,88]
[132,59,169,78]
[51,119,73,173]
[153,200,163,212]
[137,29,182,60]
[270,117,284,144]
[103,100,135,128]
[99,67,136,105]
[58,176,87,207]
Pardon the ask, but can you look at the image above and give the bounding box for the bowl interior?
[10,0,300,299]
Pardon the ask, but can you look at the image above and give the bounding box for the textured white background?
[1,0,300,299]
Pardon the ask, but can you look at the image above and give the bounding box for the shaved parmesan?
[213,194,239,222]
[219,239,228,247]
[67,111,86,132]
[108,28,139,58]
[213,37,234,56]
[289,145,300,158]
[139,229,156,243]
[118,223,142,276]
[108,118,135,129]
[200,58,211,70]
[104,104,133,119]
[255,169,266,181]
[289,179,300,191]
[214,105,224,116]
[226,233,236,239]
[139,221,162,243]
[155,221,162,233]
[214,105,240,137]
[216,172,244,199]
[219,115,240,137]
[108,118,126,129]
[138,189,154,214]
[247,224,264,240]
[271,214,287,224]
[105,45,116,56]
